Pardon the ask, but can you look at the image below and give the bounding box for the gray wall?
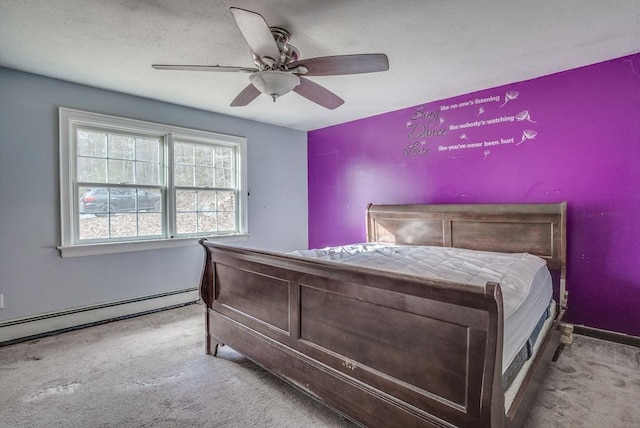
[0,67,308,321]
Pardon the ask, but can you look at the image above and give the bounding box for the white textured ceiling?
[1,0,639,131]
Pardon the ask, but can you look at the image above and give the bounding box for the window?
[59,108,247,257]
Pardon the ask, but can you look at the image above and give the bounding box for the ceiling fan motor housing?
[252,27,300,70]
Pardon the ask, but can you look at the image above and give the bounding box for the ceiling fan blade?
[289,54,389,76]
[230,83,261,107]
[152,64,257,73]
[230,7,281,66]
[293,77,344,110]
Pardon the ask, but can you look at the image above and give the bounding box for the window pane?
[198,213,217,233]
[174,165,194,186]
[108,159,135,184]
[137,189,161,212]
[77,129,107,157]
[195,145,214,166]
[177,212,197,234]
[218,211,236,231]
[215,147,233,168]
[174,142,193,165]
[77,157,107,182]
[135,161,160,185]
[195,166,214,187]
[176,190,196,212]
[217,191,235,211]
[79,187,111,215]
[136,138,159,162]
[109,188,136,212]
[108,134,135,160]
[79,215,109,240]
[110,213,137,238]
[197,191,216,212]
[215,168,233,188]
[138,213,162,236]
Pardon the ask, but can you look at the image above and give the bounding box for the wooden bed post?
[559,202,568,311]
[199,239,215,356]
[483,281,506,428]
[557,202,573,348]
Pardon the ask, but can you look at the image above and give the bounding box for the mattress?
[290,244,553,373]
[505,301,555,411]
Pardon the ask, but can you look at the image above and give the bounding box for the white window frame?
[58,108,248,257]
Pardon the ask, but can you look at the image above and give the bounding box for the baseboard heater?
[0,287,199,346]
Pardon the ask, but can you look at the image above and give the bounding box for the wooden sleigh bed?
[199,203,569,427]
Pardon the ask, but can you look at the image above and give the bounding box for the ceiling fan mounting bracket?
[269,27,290,44]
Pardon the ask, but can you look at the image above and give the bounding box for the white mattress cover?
[290,244,553,372]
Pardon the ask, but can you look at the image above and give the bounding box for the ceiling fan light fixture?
[249,71,300,102]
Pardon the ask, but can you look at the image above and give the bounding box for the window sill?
[57,234,249,258]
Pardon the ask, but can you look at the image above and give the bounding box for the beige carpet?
[1,303,638,427]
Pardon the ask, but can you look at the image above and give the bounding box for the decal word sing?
[407,106,447,139]
[404,105,448,156]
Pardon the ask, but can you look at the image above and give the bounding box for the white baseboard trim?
[0,287,199,345]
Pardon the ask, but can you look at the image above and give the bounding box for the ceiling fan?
[152,7,389,110]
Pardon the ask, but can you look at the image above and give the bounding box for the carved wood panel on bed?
[199,203,567,427]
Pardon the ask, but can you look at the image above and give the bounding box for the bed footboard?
[199,241,507,427]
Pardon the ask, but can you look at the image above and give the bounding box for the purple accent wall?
[308,54,640,337]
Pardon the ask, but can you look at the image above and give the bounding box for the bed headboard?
[366,203,567,305]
